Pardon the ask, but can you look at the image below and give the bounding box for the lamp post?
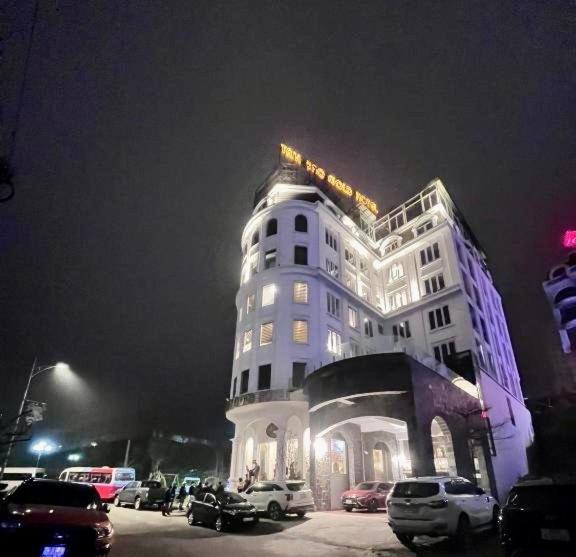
[31,440,55,476]
[0,360,71,480]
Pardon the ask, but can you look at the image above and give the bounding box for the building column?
[275,428,286,480]
[229,437,241,482]
[407,419,436,477]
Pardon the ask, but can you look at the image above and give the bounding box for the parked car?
[187,491,258,532]
[499,480,576,556]
[242,480,315,520]
[0,467,46,495]
[341,481,393,512]
[387,476,499,549]
[0,478,113,556]
[113,480,166,510]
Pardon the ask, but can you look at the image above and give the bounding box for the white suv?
[387,476,499,549]
[242,480,315,520]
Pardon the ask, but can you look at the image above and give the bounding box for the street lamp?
[31,440,55,475]
[0,359,73,480]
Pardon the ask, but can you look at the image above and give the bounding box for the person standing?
[177,484,187,511]
[161,486,172,516]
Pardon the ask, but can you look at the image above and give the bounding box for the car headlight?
[94,522,113,539]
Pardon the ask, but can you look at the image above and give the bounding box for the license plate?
[42,548,66,557]
[541,528,570,541]
[403,505,418,514]
[242,517,255,522]
[345,498,353,504]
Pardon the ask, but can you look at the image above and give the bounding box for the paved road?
[109,506,503,557]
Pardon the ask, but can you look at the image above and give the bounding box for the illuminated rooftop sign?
[563,230,576,248]
[280,143,379,215]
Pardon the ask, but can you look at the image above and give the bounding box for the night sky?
[1,1,575,442]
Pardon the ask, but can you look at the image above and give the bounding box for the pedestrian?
[177,484,187,511]
[237,477,245,493]
[215,481,224,498]
[161,486,172,516]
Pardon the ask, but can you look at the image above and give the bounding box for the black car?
[499,481,576,556]
[0,479,113,556]
[187,491,258,532]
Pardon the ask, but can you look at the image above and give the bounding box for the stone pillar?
[407,418,436,477]
[229,437,240,483]
[275,429,287,480]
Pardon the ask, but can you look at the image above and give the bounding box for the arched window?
[295,214,308,233]
[431,417,457,476]
[251,230,260,246]
[266,218,278,237]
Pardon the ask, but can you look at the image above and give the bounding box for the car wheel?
[268,501,284,521]
[368,499,378,513]
[134,497,142,510]
[454,514,471,550]
[492,506,500,532]
[114,496,121,508]
[187,510,196,526]
[395,533,415,550]
[296,511,306,518]
[215,516,225,532]
[345,507,353,512]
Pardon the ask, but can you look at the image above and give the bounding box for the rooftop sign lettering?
[280,143,378,215]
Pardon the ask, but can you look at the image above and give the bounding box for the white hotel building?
[226,146,533,506]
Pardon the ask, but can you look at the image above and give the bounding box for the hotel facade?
[226,145,533,507]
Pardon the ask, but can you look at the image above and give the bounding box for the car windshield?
[9,482,99,508]
[218,492,245,504]
[142,481,161,488]
[286,482,307,492]
[355,482,377,491]
[508,486,576,509]
[115,471,135,481]
[392,482,439,498]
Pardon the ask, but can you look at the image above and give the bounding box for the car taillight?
[427,499,448,509]
[286,494,293,501]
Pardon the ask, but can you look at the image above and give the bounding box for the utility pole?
[123,439,131,467]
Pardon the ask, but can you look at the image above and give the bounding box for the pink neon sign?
[563,230,576,248]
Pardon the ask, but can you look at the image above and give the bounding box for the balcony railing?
[226,388,298,412]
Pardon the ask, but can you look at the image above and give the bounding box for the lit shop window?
[424,273,445,295]
[327,329,342,355]
[264,249,277,269]
[389,263,404,282]
[246,294,255,314]
[420,242,440,266]
[293,282,309,304]
[348,306,359,329]
[260,322,274,346]
[293,320,309,344]
[326,292,341,318]
[326,259,339,278]
[243,330,253,352]
[261,284,276,307]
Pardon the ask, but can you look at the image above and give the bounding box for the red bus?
[59,466,135,501]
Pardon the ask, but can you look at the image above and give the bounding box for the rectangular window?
[258,364,271,390]
[358,280,370,300]
[293,320,309,344]
[364,319,373,337]
[420,242,441,266]
[294,245,308,265]
[389,289,408,311]
[246,294,255,313]
[261,284,276,307]
[428,305,451,330]
[345,269,357,291]
[232,377,237,397]
[240,369,249,394]
[293,281,309,304]
[344,248,356,265]
[359,259,368,274]
[377,323,384,335]
[327,329,342,355]
[389,263,404,282]
[325,229,338,251]
[348,306,359,329]
[350,340,360,357]
[326,259,339,278]
[326,292,341,318]
[415,221,433,236]
[264,249,277,269]
[393,320,411,340]
[260,322,274,346]
[292,363,306,388]
[424,273,445,295]
[433,340,456,364]
[384,240,399,254]
[243,329,253,352]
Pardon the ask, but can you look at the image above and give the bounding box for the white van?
[0,467,46,496]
